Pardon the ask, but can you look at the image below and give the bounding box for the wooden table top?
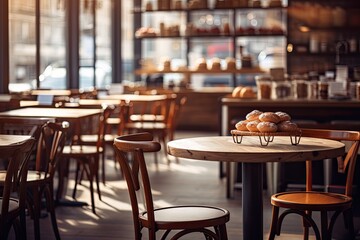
[0,135,31,146]
[99,94,167,102]
[167,136,345,163]
[0,107,101,119]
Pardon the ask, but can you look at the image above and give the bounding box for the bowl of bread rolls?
[231,110,301,146]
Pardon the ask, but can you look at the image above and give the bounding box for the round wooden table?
[0,135,31,146]
[167,136,345,240]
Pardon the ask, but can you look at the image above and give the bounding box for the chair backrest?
[1,138,36,220]
[166,96,187,141]
[116,100,132,135]
[301,128,360,196]
[0,117,55,140]
[113,132,161,239]
[96,104,116,149]
[35,121,69,177]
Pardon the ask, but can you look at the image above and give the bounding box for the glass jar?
[294,80,308,99]
[308,80,319,99]
[318,81,329,99]
[273,81,292,99]
[255,75,272,99]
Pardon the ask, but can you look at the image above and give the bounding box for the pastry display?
[232,86,244,97]
[275,111,291,122]
[235,120,249,131]
[257,122,278,133]
[135,27,157,37]
[196,58,208,71]
[277,121,299,132]
[259,112,281,124]
[161,58,171,71]
[246,110,263,121]
[226,57,237,70]
[235,110,300,133]
[240,87,256,99]
[246,120,260,132]
[210,58,222,71]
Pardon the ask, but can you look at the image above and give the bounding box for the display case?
[286,0,360,77]
[133,0,288,88]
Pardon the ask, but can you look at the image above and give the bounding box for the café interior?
[1,0,360,239]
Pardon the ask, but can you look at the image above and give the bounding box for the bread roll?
[257,122,278,133]
[275,111,291,122]
[277,121,299,132]
[246,110,263,121]
[246,120,260,132]
[240,87,256,99]
[232,86,243,97]
[259,112,281,124]
[235,120,249,131]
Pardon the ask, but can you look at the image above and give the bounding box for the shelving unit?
[133,0,287,87]
[286,0,360,75]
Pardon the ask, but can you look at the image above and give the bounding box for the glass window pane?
[9,0,36,92]
[39,0,66,89]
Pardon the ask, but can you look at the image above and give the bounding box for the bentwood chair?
[62,105,113,214]
[81,103,129,183]
[124,95,187,164]
[268,128,360,240]
[26,121,69,240]
[113,132,230,240]
[0,138,36,239]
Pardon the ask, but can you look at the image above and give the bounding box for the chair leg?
[72,161,81,199]
[268,206,279,240]
[302,211,311,240]
[101,149,106,185]
[94,157,102,201]
[218,224,228,240]
[45,183,61,240]
[31,185,41,240]
[320,211,329,240]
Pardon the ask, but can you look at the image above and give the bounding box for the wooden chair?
[0,117,55,141]
[124,95,187,164]
[81,102,130,183]
[26,121,69,240]
[0,138,36,239]
[113,132,230,240]
[268,128,360,240]
[62,105,113,214]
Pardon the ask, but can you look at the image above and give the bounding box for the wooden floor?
[11,131,360,239]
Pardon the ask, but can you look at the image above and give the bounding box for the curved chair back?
[301,128,360,196]
[35,121,69,178]
[113,132,161,239]
[1,138,36,226]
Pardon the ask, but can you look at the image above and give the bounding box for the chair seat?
[126,122,167,130]
[271,191,352,211]
[106,118,121,125]
[62,145,103,156]
[130,114,165,122]
[0,198,20,215]
[80,134,115,143]
[140,205,229,229]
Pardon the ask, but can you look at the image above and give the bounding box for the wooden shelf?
[133,6,287,13]
[134,67,265,75]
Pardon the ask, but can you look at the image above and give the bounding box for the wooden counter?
[221,97,360,135]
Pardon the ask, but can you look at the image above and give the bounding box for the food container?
[273,81,292,99]
[308,80,319,99]
[318,81,329,99]
[255,75,272,100]
[356,82,360,100]
[294,80,308,99]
